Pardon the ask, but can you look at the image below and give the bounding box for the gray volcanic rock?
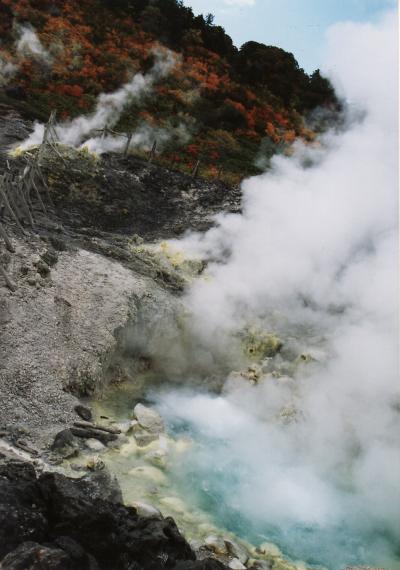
[37,151,242,241]
[0,108,236,570]
[0,235,152,451]
[0,107,240,452]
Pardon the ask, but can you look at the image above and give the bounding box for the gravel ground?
[0,231,154,451]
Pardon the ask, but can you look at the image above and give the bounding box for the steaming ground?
[2,26,187,154]
[0,25,50,87]
[150,10,399,570]
[18,48,188,155]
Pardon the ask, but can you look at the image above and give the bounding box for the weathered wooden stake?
[124,132,133,156]
[38,110,57,165]
[0,180,27,234]
[148,140,157,163]
[14,180,35,228]
[191,159,200,178]
[29,169,48,215]
[0,264,17,292]
[0,222,14,253]
[34,166,55,210]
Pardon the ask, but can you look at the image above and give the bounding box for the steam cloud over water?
[156,11,399,569]
[19,49,178,152]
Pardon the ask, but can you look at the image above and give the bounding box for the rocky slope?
[0,106,241,449]
[0,108,242,569]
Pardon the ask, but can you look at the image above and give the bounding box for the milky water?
[92,375,400,570]
[154,388,400,570]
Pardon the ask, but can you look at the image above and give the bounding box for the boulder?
[132,428,159,447]
[247,561,273,570]
[85,439,106,452]
[86,457,105,472]
[256,543,282,557]
[112,420,132,434]
[224,540,249,565]
[74,405,93,422]
[41,248,59,266]
[228,560,246,570]
[204,536,228,557]
[133,403,165,434]
[36,259,51,277]
[51,429,79,459]
[160,497,188,514]
[129,465,167,485]
[131,501,162,518]
[145,447,168,467]
[51,429,75,450]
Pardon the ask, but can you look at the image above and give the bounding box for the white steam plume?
[16,25,52,63]
[19,49,178,151]
[82,120,191,155]
[0,25,51,87]
[157,11,399,569]
[0,57,17,87]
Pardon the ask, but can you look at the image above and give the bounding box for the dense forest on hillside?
[0,0,339,181]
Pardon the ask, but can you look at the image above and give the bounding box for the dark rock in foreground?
[0,459,225,570]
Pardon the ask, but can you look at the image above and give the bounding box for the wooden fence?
[0,111,215,291]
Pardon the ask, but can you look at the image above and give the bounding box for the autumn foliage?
[0,0,339,181]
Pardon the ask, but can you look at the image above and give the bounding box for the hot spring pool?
[90,380,400,570]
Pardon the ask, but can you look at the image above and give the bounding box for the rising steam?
[0,25,50,86]
[19,49,178,152]
[82,119,191,156]
[0,57,17,87]
[156,10,399,569]
[16,25,52,63]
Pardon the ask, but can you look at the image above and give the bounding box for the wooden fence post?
[124,132,133,156]
[148,140,157,163]
[191,159,200,178]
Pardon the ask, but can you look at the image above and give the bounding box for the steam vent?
[0,2,398,570]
